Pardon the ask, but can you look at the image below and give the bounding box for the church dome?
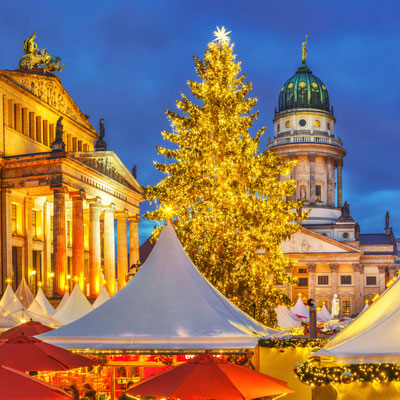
[278,64,330,113]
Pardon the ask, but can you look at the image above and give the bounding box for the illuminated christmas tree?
[144,27,307,325]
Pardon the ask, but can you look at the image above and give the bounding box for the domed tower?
[267,38,346,226]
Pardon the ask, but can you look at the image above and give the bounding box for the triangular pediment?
[0,70,96,134]
[281,227,361,254]
[68,151,142,194]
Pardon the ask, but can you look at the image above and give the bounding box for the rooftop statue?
[19,30,65,72]
[302,34,308,64]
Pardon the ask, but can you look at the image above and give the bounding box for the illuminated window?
[340,275,352,285]
[366,276,377,286]
[318,275,329,285]
[298,278,308,287]
[11,204,17,235]
[315,185,321,201]
[342,300,351,317]
[285,120,291,129]
[314,120,320,128]
[32,210,37,240]
[67,221,71,247]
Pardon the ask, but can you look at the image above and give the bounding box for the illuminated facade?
[269,52,397,316]
[0,66,143,298]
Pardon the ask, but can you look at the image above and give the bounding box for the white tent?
[52,284,93,325]
[14,278,35,309]
[40,220,285,350]
[0,304,19,328]
[56,292,70,312]
[316,276,400,363]
[291,297,309,318]
[359,302,369,315]
[275,305,301,328]
[93,286,110,309]
[34,287,56,316]
[317,305,331,322]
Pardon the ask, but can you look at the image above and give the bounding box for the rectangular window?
[32,210,37,240]
[342,300,351,317]
[315,185,322,201]
[298,268,307,274]
[318,275,329,285]
[341,275,352,285]
[11,204,17,235]
[50,215,53,243]
[298,278,308,287]
[366,276,377,286]
[67,221,71,247]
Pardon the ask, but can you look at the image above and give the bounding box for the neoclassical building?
[270,48,397,316]
[0,34,143,299]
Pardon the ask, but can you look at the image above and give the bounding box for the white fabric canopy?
[93,286,110,309]
[291,297,309,318]
[14,278,35,309]
[317,305,331,322]
[56,292,70,312]
[34,287,56,316]
[275,305,301,328]
[316,276,400,363]
[40,221,284,350]
[359,302,369,315]
[52,284,93,325]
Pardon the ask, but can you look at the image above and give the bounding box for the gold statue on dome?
[302,34,308,64]
[19,30,65,72]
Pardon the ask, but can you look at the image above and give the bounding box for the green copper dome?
[278,64,330,113]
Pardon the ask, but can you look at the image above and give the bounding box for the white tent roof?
[56,292,70,312]
[359,302,369,315]
[34,287,56,316]
[93,286,110,309]
[52,284,93,325]
[40,221,283,350]
[14,278,35,309]
[316,276,400,363]
[0,304,18,328]
[317,305,331,322]
[291,297,309,318]
[275,305,301,329]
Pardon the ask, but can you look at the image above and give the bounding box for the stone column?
[24,197,33,282]
[88,198,101,297]
[353,263,364,313]
[128,215,140,268]
[326,156,335,206]
[53,188,67,295]
[43,201,52,296]
[309,153,316,202]
[388,265,396,280]
[330,263,339,296]
[307,263,316,299]
[103,205,116,295]
[337,160,343,207]
[378,265,387,293]
[116,211,128,291]
[1,190,12,292]
[289,155,297,201]
[70,191,85,291]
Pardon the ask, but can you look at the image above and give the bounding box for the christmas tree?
[144,27,307,325]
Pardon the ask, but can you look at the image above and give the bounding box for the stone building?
[270,50,397,316]
[0,36,143,298]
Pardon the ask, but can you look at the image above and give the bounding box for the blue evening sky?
[1,0,399,243]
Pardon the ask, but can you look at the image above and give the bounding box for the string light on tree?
[144,28,307,325]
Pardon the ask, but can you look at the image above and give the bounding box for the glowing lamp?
[73,276,79,282]
[30,270,36,275]
[20,318,27,324]
[5,278,12,284]
[66,275,71,280]
[49,272,55,278]
[37,281,43,287]
[102,279,107,285]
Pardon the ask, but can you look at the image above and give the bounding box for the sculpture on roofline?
[19,30,65,72]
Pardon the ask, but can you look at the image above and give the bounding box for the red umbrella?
[126,353,293,399]
[0,365,72,399]
[0,334,97,371]
[0,320,53,340]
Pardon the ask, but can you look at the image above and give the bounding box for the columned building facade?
[269,55,397,316]
[0,67,143,298]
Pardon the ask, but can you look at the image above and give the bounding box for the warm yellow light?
[73,276,79,282]
[30,270,36,275]
[5,278,12,284]
[49,272,55,278]
[37,281,43,287]
[20,318,27,324]
[102,279,107,285]
[161,205,174,220]
[66,275,71,280]
[213,26,231,44]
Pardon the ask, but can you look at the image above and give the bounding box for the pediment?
[281,227,361,254]
[0,70,96,134]
[68,151,142,194]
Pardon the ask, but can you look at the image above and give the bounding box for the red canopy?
[0,320,53,340]
[0,334,97,371]
[0,365,72,399]
[126,353,293,399]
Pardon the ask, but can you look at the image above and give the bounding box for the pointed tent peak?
[291,297,309,318]
[93,286,111,309]
[56,291,70,312]
[53,283,93,325]
[15,278,35,309]
[0,284,23,312]
[35,287,56,316]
